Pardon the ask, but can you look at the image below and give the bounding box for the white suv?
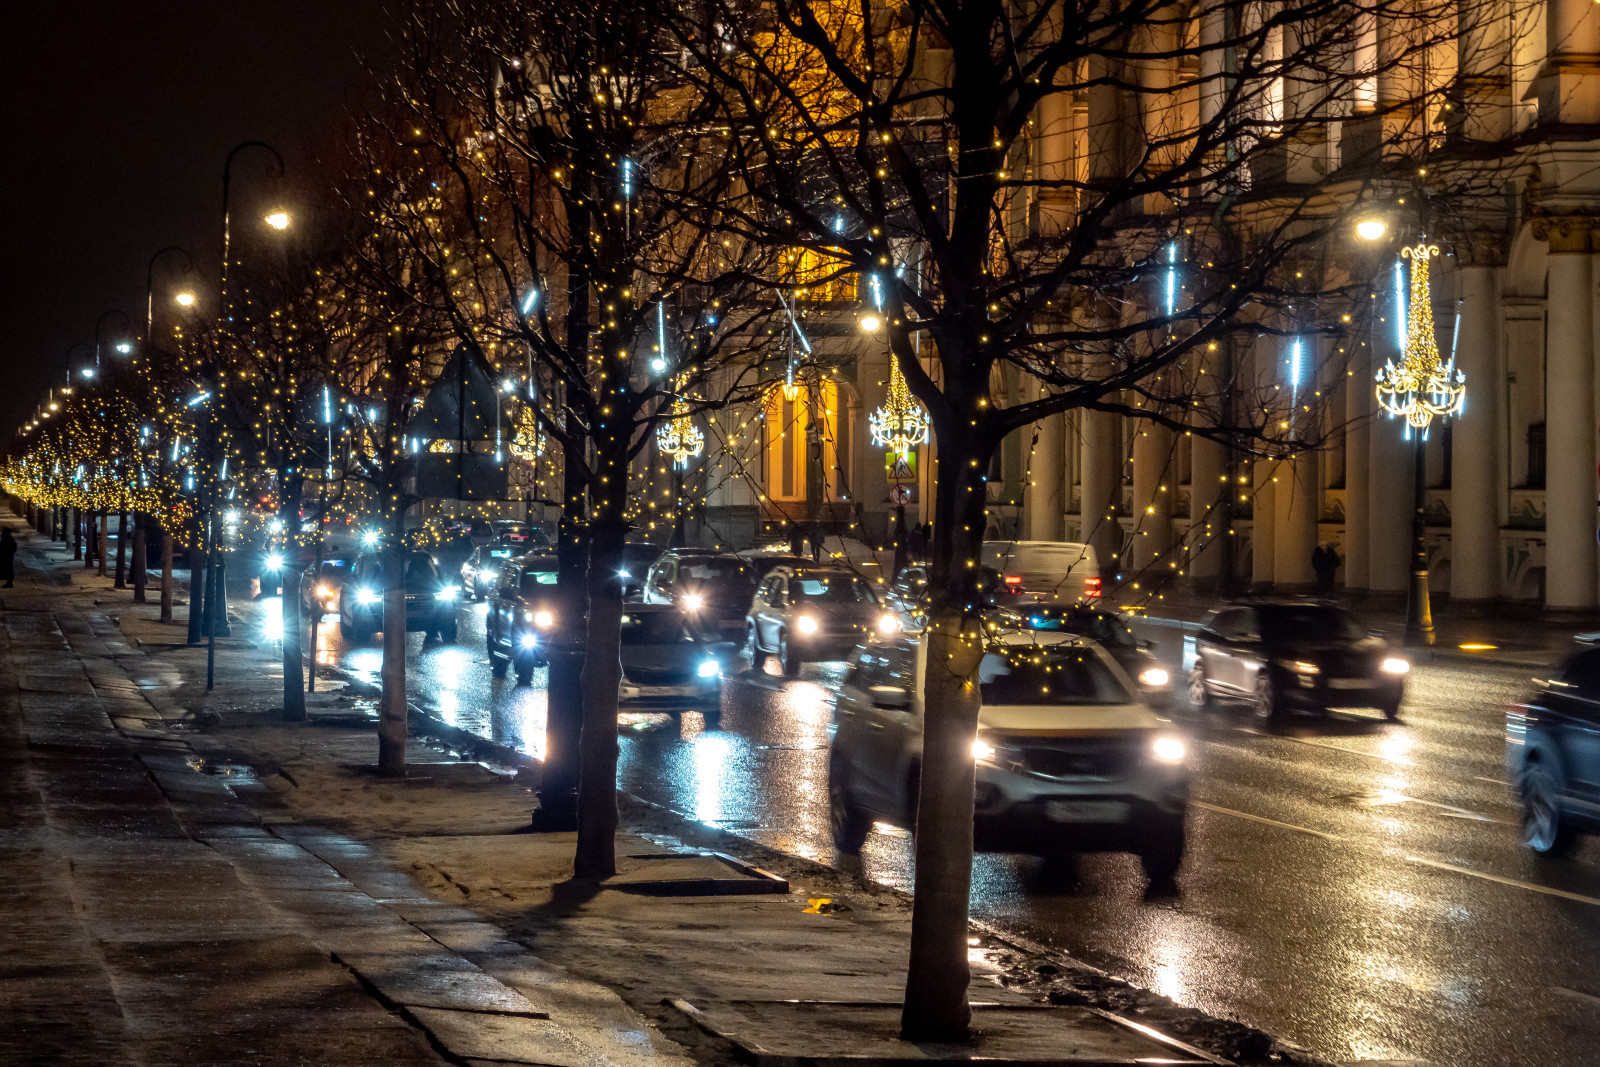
[827,629,1190,881]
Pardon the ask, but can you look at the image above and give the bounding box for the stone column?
[1131,419,1175,573]
[1455,0,1511,141]
[1539,217,1598,611]
[1036,86,1075,235]
[1025,396,1067,542]
[1534,0,1600,124]
[1188,432,1226,587]
[1369,263,1412,594]
[1274,453,1320,590]
[1252,459,1277,588]
[1079,409,1120,573]
[1344,347,1373,590]
[1450,263,1502,603]
[858,347,893,546]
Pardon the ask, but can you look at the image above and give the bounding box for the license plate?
[1045,800,1129,823]
[1328,678,1370,689]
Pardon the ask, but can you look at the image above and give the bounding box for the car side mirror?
[869,685,910,709]
[1368,629,1385,639]
[1139,638,1153,650]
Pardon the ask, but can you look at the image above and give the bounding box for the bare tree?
[674,0,1499,1038]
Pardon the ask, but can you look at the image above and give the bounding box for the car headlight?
[1137,666,1171,688]
[796,615,819,635]
[533,610,555,628]
[1150,735,1187,764]
[1380,656,1410,675]
[519,632,537,649]
[315,584,332,598]
[1276,658,1319,675]
[876,613,900,635]
[265,553,284,571]
[972,737,997,762]
[681,592,705,611]
[618,568,632,579]
[697,659,721,678]
[435,585,459,601]
[356,587,380,606]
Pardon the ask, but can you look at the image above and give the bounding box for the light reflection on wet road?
[316,600,1600,1067]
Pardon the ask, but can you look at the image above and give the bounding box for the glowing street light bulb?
[174,290,197,307]
[115,342,133,354]
[1355,217,1387,242]
[858,311,883,333]
[264,211,291,230]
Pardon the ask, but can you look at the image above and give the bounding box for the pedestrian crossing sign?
[886,451,915,484]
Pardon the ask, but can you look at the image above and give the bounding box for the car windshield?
[520,560,559,594]
[620,612,697,645]
[1261,606,1366,641]
[402,554,439,591]
[790,573,877,604]
[978,648,1130,706]
[1021,609,1136,648]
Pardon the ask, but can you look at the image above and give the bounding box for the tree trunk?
[533,454,588,831]
[574,509,627,881]
[900,436,990,1042]
[377,535,407,776]
[159,529,175,624]
[114,510,128,589]
[187,545,207,645]
[98,512,108,577]
[280,476,307,721]
[73,508,82,560]
[131,513,148,602]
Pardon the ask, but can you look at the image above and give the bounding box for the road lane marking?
[1474,775,1509,787]
[1404,856,1600,907]
[1279,735,1411,765]
[1191,800,1341,840]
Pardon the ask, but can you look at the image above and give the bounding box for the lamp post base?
[1404,437,1434,648]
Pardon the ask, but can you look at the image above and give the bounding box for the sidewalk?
[1,516,1335,1067]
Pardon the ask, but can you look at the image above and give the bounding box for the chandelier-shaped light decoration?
[868,357,931,452]
[656,377,703,469]
[508,406,545,462]
[1375,242,1466,434]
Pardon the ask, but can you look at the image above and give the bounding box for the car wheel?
[1253,674,1283,724]
[441,619,458,643]
[1139,817,1186,883]
[700,707,722,731]
[1520,757,1577,856]
[747,624,768,669]
[827,753,871,854]
[516,658,534,686]
[1382,697,1402,721]
[1187,666,1212,709]
[780,632,802,676]
[489,647,508,677]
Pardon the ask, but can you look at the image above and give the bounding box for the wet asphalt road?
[307,598,1600,1067]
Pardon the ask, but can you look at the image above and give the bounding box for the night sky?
[0,0,392,441]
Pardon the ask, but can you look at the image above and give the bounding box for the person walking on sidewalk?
[0,527,16,587]
[1312,542,1340,597]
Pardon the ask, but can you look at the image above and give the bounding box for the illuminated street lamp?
[263,211,291,230]
[174,290,197,308]
[145,245,197,344]
[1371,239,1465,647]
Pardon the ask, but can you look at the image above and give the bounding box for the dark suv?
[1507,640,1600,855]
[1187,599,1408,722]
[338,552,460,643]
[485,554,562,684]
[640,551,758,642]
[747,565,893,675]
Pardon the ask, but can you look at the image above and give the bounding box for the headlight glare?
[876,613,900,635]
[972,737,997,762]
[435,585,459,601]
[265,553,284,571]
[796,615,820,635]
[355,587,380,606]
[519,633,537,649]
[1151,735,1187,764]
[1276,658,1319,675]
[681,592,705,611]
[533,610,555,628]
[1137,666,1171,688]
[1380,656,1410,675]
[697,659,721,678]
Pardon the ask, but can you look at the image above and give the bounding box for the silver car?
[828,629,1190,881]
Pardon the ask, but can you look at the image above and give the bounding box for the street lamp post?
[145,246,196,345]
[94,310,130,372]
[1373,240,1466,647]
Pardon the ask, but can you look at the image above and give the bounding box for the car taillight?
[1003,575,1023,586]
[1084,576,1102,598]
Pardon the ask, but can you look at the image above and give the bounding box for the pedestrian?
[787,519,805,557]
[1312,542,1340,596]
[0,527,16,588]
[810,520,825,562]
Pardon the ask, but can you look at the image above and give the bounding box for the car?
[640,551,759,642]
[1506,638,1600,855]
[615,542,666,599]
[338,552,461,643]
[485,553,562,684]
[828,629,1190,880]
[617,604,737,724]
[981,540,1102,603]
[299,556,353,617]
[1186,598,1408,722]
[739,547,818,580]
[460,542,522,600]
[747,565,898,675]
[997,604,1173,707]
[885,562,1022,628]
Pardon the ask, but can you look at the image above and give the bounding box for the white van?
[982,540,1101,603]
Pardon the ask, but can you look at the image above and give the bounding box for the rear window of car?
[678,559,755,585]
[791,573,877,604]
[620,612,697,645]
[978,648,1130,706]
[520,560,559,593]
[1023,609,1136,648]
